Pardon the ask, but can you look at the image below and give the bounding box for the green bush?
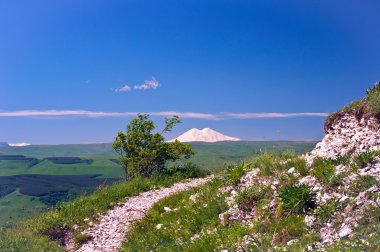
[113,114,195,181]
[279,184,317,214]
[225,162,249,185]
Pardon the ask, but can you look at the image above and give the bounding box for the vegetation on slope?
[325,82,380,132]
[0,164,209,252]
[123,152,380,251]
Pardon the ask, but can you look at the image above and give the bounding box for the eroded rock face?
[305,114,380,163]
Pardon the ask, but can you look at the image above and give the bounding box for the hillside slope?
[121,83,380,251]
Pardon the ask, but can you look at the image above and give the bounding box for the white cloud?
[133,77,159,90]
[118,85,132,92]
[150,111,217,120]
[221,112,329,119]
[112,77,159,92]
[0,110,216,120]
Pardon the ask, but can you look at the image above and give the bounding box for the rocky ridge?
[305,114,380,164]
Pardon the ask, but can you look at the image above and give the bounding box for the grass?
[327,205,380,251]
[349,175,379,196]
[122,152,379,250]
[352,150,380,170]
[0,227,64,252]
[0,166,208,251]
[251,151,297,176]
[121,178,253,251]
[314,199,342,225]
[235,185,271,212]
[278,184,317,214]
[0,189,46,227]
[270,215,307,246]
[311,157,340,186]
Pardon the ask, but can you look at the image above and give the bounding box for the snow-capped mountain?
[170,128,240,143]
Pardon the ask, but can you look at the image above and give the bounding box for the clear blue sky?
[1,0,379,144]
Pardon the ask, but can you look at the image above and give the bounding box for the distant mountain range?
[0,142,9,148]
[170,128,240,142]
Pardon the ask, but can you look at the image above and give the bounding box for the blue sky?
[1,0,379,144]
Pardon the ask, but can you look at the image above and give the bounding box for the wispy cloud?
[0,110,217,120]
[0,110,328,120]
[221,112,329,119]
[113,77,159,92]
[114,85,132,92]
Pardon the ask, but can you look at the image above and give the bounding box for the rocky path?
[75,176,213,252]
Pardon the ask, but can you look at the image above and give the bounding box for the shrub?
[225,162,249,185]
[113,114,195,181]
[162,163,210,179]
[279,184,317,214]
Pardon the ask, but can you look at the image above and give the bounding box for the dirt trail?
[75,176,213,252]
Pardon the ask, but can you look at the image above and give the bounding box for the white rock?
[163,207,172,212]
[287,167,295,174]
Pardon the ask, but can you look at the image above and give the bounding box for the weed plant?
[279,184,317,214]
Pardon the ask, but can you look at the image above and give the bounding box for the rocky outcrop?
[305,114,380,163]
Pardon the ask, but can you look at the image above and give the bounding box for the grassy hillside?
[0,141,316,227]
[122,152,380,251]
[0,166,209,251]
[2,151,378,251]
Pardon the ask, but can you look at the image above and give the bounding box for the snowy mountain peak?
[170,128,240,143]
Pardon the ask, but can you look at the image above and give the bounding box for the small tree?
[113,114,195,181]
